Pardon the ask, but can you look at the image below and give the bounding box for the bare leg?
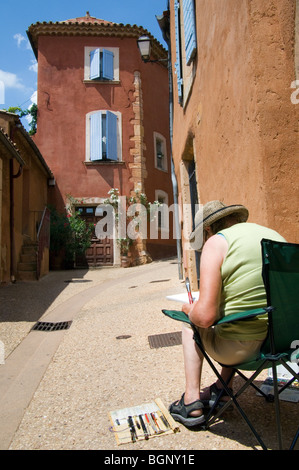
[216,368,234,389]
[181,325,204,413]
[200,367,234,402]
[182,325,234,405]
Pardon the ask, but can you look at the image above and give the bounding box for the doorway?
[76,206,113,267]
[188,160,200,283]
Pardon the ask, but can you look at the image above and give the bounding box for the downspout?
[157,5,183,279]
[9,159,23,283]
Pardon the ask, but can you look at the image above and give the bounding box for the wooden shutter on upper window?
[106,111,118,160]
[102,49,114,80]
[182,0,197,65]
[90,49,101,80]
[174,0,183,103]
[90,112,103,160]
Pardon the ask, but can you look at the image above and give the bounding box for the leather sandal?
[202,382,233,409]
[169,393,205,427]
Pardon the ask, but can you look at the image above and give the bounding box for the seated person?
[169,200,286,426]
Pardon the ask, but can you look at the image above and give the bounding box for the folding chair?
[163,239,299,450]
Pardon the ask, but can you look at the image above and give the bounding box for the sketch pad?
[166,292,199,303]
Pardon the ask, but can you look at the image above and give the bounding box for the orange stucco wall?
[34,35,172,209]
[33,31,176,259]
[0,110,52,282]
[171,0,298,244]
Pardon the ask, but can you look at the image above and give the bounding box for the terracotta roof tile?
[63,13,113,25]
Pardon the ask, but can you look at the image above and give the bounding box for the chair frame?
[163,238,299,450]
[190,314,299,450]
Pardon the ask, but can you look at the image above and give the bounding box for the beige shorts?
[184,323,264,366]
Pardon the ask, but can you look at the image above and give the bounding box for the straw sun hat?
[189,200,249,245]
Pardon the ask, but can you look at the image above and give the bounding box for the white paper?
[166,292,199,303]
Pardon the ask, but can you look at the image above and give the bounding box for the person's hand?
[182,303,193,315]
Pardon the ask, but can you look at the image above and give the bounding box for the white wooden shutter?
[90,49,101,80]
[102,49,114,80]
[90,112,103,160]
[106,111,118,160]
[183,0,197,65]
[174,0,183,103]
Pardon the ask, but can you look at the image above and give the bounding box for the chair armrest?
[215,307,269,325]
[162,307,269,327]
[162,309,191,324]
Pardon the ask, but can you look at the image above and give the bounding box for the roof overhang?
[27,20,167,62]
[0,128,26,166]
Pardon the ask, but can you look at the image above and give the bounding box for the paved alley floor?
[0,259,298,451]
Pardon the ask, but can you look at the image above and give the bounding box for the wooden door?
[75,206,113,267]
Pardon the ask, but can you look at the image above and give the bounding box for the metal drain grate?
[32,321,72,332]
[148,331,182,349]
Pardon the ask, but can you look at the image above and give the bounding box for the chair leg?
[197,342,268,450]
[271,362,283,450]
[235,369,270,398]
[290,427,299,450]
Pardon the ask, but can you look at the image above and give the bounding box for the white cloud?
[0,69,25,90]
[25,91,37,125]
[14,33,31,50]
[14,33,26,47]
[30,91,37,106]
[29,60,38,73]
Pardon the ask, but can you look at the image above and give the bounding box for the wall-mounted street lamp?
[137,35,168,63]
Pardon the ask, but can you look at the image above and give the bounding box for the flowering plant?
[49,203,93,265]
[104,188,160,256]
[67,210,94,256]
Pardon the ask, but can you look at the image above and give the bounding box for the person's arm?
[182,234,228,328]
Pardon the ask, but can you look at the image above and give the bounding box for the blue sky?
[0,0,168,124]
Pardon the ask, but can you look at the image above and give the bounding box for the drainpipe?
[157,5,183,279]
[9,159,23,282]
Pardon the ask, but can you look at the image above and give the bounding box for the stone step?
[17,262,36,272]
[17,270,37,281]
[18,241,38,281]
[20,253,36,263]
[22,236,37,245]
[22,245,37,255]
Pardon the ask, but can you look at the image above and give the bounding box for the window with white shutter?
[87,111,121,162]
[154,132,168,172]
[174,0,197,106]
[89,48,115,80]
[182,0,197,65]
[174,0,183,104]
[84,47,119,82]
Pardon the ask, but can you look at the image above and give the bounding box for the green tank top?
[215,223,286,341]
